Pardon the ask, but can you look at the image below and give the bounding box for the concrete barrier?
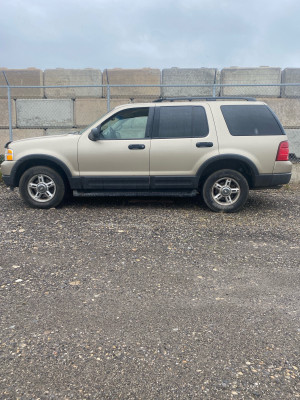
[261,98,300,128]
[0,100,16,128]
[0,66,298,169]
[44,69,102,98]
[281,68,300,97]
[161,68,219,97]
[291,164,300,183]
[221,67,281,97]
[16,99,74,128]
[75,99,150,127]
[75,99,110,127]
[0,68,44,98]
[286,129,300,158]
[103,68,160,98]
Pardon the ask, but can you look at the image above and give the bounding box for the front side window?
[221,105,284,136]
[100,108,149,140]
[153,106,209,138]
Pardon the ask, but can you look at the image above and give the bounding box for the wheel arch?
[11,155,72,189]
[197,155,258,189]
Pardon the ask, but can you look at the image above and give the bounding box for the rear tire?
[19,166,65,209]
[202,169,249,213]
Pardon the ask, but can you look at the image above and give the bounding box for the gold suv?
[1,97,292,212]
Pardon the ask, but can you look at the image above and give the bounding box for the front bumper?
[1,160,15,178]
[1,161,15,187]
[2,175,13,187]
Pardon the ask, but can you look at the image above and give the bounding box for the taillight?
[276,141,289,161]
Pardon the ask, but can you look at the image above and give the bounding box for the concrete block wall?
[1,129,45,143]
[281,68,300,97]
[285,129,300,159]
[102,68,161,98]
[0,100,16,128]
[0,68,43,98]
[74,98,131,127]
[161,68,219,97]
[16,99,74,128]
[261,98,300,128]
[220,67,282,97]
[0,67,300,157]
[44,69,102,98]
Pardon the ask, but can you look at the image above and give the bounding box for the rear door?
[149,104,219,189]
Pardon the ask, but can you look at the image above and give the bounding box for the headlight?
[5,148,14,161]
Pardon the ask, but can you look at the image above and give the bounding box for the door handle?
[196,142,213,148]
[128,144,145,150]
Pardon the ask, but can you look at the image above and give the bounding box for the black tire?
[19,166,66,209]
[202,169,249,213]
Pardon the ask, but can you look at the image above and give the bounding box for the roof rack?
[153,96,257,102]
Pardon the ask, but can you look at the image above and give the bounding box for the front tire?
[202,169,249,213]
[19,166,65,209]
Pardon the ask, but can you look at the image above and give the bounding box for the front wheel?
[19,166,65,209]
[202,169,249,213]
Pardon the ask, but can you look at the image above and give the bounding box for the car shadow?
[64,194,207,211]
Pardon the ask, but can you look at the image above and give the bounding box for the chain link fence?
[1,78,300,162]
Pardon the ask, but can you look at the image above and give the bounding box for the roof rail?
[153,96,257,102]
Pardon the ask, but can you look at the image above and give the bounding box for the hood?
[8,132,81,162]
[8,131,80,146]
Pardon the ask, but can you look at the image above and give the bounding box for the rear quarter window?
[221,105,285,136]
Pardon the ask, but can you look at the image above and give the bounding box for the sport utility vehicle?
[1,97,292,212]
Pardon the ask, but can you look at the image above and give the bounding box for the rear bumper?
[253,173,292,188]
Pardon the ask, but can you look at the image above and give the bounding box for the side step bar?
[73,190,199,198]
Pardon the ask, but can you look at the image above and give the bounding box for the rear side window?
[221,105,284,136]
[153,106,209,138]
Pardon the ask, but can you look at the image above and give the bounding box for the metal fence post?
[107,85,111,112]
[2,71,13,141]
[212,84,216,98]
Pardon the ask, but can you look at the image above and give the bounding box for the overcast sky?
[1,0,300,70]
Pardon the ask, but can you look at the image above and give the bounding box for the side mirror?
[88,127,101,141]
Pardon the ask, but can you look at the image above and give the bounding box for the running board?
[73,190,199,198]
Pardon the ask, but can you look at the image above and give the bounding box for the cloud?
[1,0,300,69]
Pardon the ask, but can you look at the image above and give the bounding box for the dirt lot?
[0,183,299,399]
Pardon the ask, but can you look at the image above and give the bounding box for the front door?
[78,107,152,190]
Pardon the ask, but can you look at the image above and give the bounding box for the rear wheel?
[202,169,249,213]
[19,166,65,209]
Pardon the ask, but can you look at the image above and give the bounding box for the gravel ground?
[0,183,299,399]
